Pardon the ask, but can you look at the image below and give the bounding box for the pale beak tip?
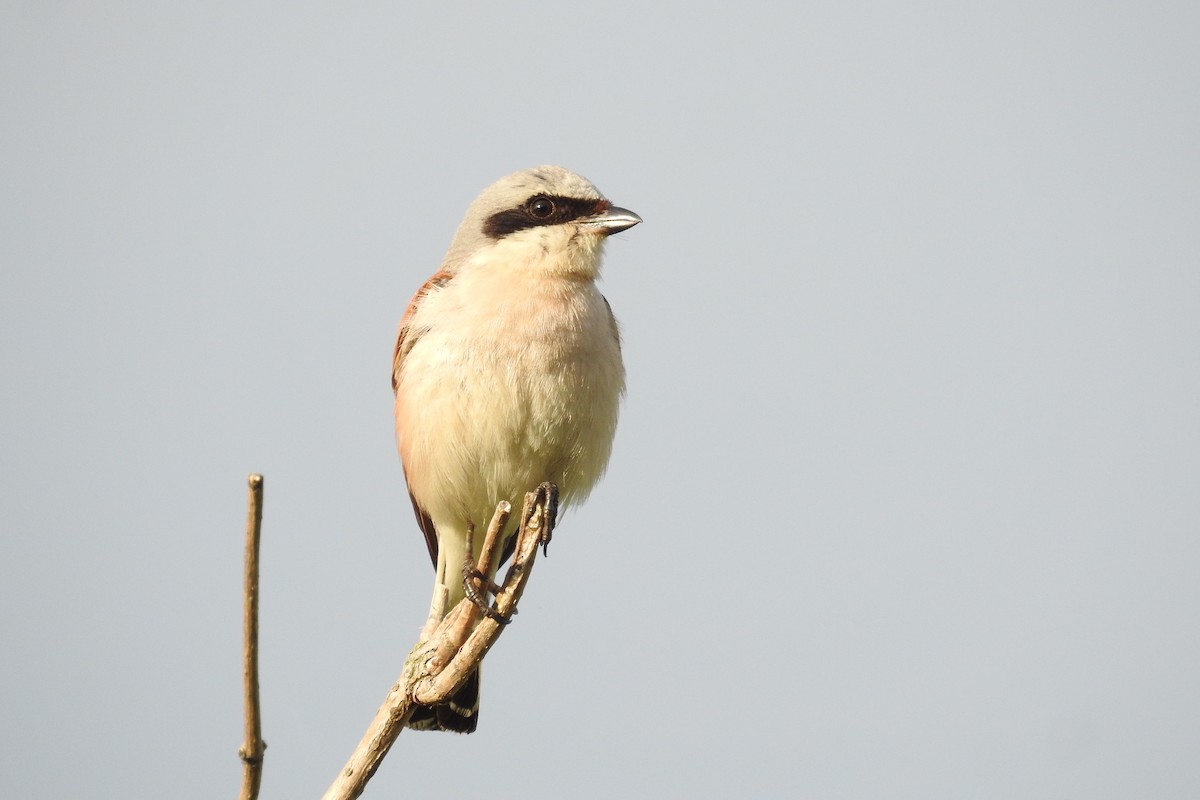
[587,206,642,236]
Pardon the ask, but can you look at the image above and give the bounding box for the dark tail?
[407,668,479,733]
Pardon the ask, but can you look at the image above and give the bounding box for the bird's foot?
[462,557,511,625]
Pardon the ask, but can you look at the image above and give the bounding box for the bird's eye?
[528,196,555,219]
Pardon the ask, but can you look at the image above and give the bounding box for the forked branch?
[320,484,557,800]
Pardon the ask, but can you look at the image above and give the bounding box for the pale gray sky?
[2,2,1198,798]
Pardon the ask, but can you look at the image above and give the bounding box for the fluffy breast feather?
[394,256,624,529]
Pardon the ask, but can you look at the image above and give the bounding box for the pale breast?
[395,266,624,527]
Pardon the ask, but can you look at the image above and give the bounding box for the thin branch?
[412,488,551,704]
[238,474,266,800]
[322,485,556,800]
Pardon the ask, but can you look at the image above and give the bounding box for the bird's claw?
[462,560,510,624]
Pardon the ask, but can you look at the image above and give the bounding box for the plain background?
[2,2,1198,798]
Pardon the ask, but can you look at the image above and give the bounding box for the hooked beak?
[580,205,642,236]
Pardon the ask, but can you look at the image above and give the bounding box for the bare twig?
[322,485,556,800]
[412,487,551,704]
[238,474,266,800]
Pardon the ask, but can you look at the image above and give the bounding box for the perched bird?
[392,166,640,732]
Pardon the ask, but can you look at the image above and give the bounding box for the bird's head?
[444,165,641,279]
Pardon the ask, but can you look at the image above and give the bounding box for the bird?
[391,165,640,732]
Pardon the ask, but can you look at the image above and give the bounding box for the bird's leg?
[536,482,559,556]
